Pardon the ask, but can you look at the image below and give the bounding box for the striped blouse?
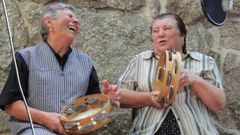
[117,50,223,135]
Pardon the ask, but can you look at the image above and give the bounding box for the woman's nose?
[158,28,166,37]
[73,17,79,25]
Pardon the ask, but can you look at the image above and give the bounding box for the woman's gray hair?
[40,3,76,42]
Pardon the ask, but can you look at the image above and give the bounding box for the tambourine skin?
[59,94,112,134]
[152,50,182,106]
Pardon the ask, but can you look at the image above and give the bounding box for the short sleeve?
[86,66,100,95]
[0,52,29,110]
[117,56,138,91]
[200,56,223,90]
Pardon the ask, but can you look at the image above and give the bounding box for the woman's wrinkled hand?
[179,69,197,89]
[41,112,67,135]
[102,80,121,107]
[150,91,170,109]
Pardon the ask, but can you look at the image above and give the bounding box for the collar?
[142,50,200,61]
[45,42,72,59]
[187,52,201,61]
[142,51,158,60]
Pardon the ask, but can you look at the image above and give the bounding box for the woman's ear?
[43,17,52,28]
[181,35,185,44]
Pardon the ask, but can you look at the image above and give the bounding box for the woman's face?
[151,17,184,56]
[48,9,79,42]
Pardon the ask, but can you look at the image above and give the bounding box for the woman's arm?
[180,70,226,112]
[102,80,162,108]
[5,100,67,135]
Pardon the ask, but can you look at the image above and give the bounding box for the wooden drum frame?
[59,94,112,134]
[152,50,182,106]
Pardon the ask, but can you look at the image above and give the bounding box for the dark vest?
[18,43,93,112]
[9,43,92,134]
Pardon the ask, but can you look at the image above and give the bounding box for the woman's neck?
[47,39,72,57]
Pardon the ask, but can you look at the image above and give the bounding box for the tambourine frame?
[60,94,112,134]
[152,50,182,106]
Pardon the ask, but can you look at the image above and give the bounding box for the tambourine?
[152,50,182,106]
[59,94,112,134]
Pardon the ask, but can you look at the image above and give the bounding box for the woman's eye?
[164,27,172,30]
[153,29,159,33]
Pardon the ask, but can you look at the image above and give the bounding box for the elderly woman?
[103,13,226,135]
[0,3,100,135]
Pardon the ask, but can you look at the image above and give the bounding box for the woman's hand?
[102,80,121,107]
[179,69,226,112]
[40,112,67,135]
[179,69,197,89]
[150,91,170,109]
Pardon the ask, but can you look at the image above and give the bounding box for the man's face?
[151,17,184,56]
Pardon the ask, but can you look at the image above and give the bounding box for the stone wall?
[0,0,240,134]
